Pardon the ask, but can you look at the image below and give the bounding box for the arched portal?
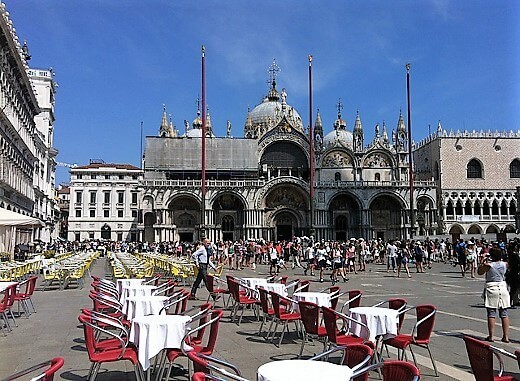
[143,212,156,243]
[168,195,200,242]
[274,211,298,242]
[369,195,404,241]
[329,193,361,240]
[213,193,245,242]
[101,224,111,240]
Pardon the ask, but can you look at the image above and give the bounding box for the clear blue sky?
[7,0,519,185]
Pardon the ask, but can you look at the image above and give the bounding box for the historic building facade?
[139,75,438,243]
[67,163,142,242]
[29,67,58,241]
[414,127,520,239]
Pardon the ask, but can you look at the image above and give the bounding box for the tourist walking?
[397,241,412,278]
[189,239,216,300]
[466,241,477,278]
[478,245,510,342]
[386,240,397,273]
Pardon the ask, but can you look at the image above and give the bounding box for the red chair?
[192,372,247,381]
[13,276,38,317]
[2,284,18,329]
[319,285,341,310]
[227,279,258,325]
[268,291,301,347]
[351,360,420,381]
[382,304,438,376]
[373,298,407,333]
[293,280,310,294]
[463,335,518,381]
[161,309,224,381]
[339,289,362,314]
[188,351,243,378]
[1,357,64,381]
[0,284,16,334]
[206,274,230,307]
[297,300,328,357]
[78,314,144,381]
[257,287,277,337]
[310,344,374,381]
[321,306,373,350]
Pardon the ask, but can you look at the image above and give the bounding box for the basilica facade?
[139,76,439,243]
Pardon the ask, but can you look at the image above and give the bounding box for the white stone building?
[29,67,58,242]
[414,126,520,239]
[67,163,142,242]
[0,5,42,244]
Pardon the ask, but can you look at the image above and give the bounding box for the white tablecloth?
[349,306,399,342]
[130,314,192,370]
[260,282,287,296]
[123,295,168,320]
[258,360,352,381]
[0,281,17,293]
[120,284,157,305]
[293,291,331,311]
[117,278,145,293]
[242,277,269,288]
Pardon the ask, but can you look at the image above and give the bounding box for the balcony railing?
[141,179,267,188]
[316,180,436,189]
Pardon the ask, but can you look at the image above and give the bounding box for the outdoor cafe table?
[257,360,353,381]
[123,295,169,320]
[129,314,192,370]
[241,277,269,289]
[0,281,18,293]
[120,284,157,305]
[117,278,145,293]
[260,282,287,296]
[349,306,399,342]
[293,291,331,311]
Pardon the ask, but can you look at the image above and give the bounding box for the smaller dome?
[323,129,353,148]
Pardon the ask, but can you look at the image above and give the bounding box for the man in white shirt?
[386,240,398,273]
[190,239,216,300]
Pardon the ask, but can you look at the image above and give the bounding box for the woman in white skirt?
[478,246,510,342]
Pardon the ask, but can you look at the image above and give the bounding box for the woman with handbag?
[478,245,510,342]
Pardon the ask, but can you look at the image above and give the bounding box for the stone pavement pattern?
[0,257,519,380]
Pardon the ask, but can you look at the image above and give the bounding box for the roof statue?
[226,120,232,138]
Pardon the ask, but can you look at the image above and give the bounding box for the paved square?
[1,257,518,380]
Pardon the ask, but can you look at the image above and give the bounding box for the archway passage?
[329,193,361,240]
[369,195,404,241]
[274,212,297,242]
[168,195,201,242]
[144,212,156,243]
[213,193,245,241]
[101,224,111,240]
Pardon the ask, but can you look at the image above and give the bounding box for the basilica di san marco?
[139,65,437,244]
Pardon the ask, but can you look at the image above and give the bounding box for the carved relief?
[322,151,352,167]
[266,186,305,209]
[363,153,391,168]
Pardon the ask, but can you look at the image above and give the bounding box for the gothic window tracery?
[467,159,483,178]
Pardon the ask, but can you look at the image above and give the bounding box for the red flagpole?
[308,55,315,237]
[406,63,415,238]
[201,46,206,239]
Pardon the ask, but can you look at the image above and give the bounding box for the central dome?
[323,129,354,148]
[244,83,304,139]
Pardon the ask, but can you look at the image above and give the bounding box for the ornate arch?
[255,177,309,209]
[320,149,355,168]
[366,191,406,210]
[449,224,465,234]
[362,150,395,168]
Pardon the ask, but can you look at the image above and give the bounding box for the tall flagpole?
[140,121,143,169]
[201,45,207,240]
[406,63,415,238]
[308,55,315,239]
